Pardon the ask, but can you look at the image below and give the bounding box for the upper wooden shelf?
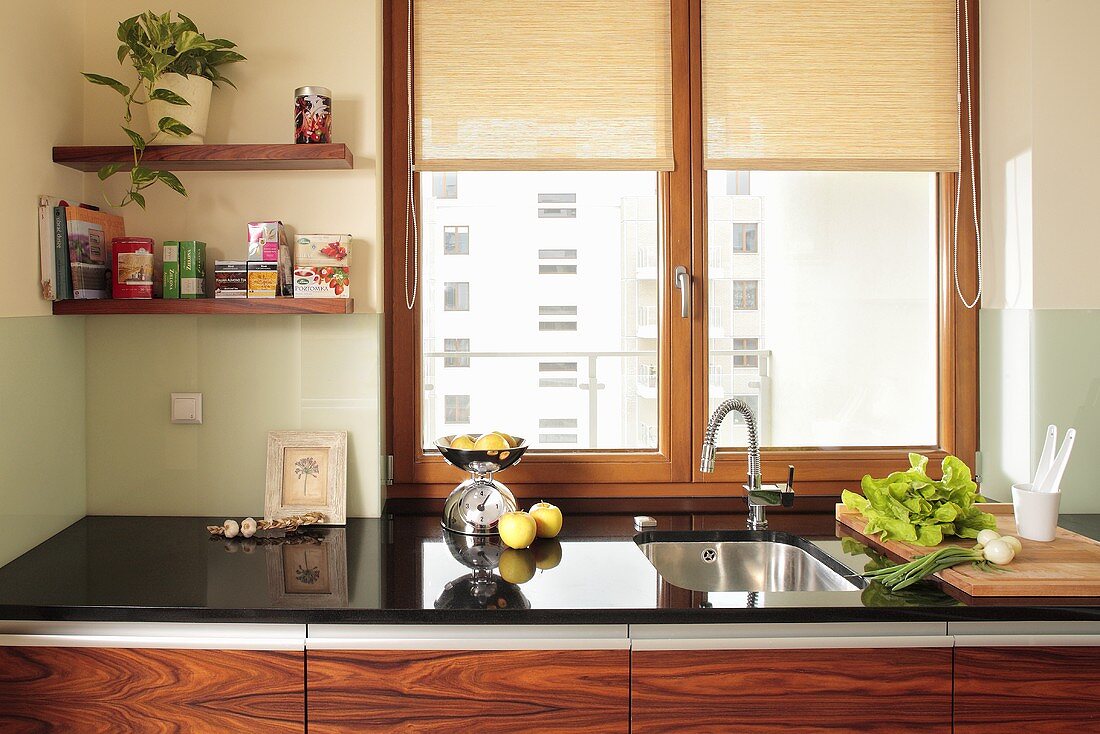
[53,298,354,315]
[52,143,353,172]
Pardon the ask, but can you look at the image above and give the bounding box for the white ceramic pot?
[146,73,213,145]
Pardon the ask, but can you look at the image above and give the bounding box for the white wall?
[980,0,1100,510]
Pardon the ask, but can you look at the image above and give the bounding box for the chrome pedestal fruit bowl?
[436,436,528,536]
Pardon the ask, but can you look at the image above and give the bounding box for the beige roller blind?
[703,0,960,171]
[414,0,673,171]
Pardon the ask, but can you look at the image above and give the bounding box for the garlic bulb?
[240,517,258,539]
[223,519,240,539]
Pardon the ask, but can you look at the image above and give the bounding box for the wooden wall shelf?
[52,143,353,171]
[52,299,354,315]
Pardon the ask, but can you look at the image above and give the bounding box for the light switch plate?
[171,392,202,424]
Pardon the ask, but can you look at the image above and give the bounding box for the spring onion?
[862,545,1010,591]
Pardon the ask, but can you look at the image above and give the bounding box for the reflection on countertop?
[0,510,1098,623]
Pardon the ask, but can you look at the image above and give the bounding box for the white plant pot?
[145,73,213,145]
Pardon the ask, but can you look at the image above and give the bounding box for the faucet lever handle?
[786,464,795,490]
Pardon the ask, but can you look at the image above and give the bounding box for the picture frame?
[265,529,349,608]
[265,430,348,525]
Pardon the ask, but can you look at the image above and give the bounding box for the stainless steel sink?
[634,530,864,593]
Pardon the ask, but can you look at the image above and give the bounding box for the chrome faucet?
[700,398,794,530]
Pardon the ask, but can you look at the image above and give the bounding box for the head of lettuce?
[842,454,997,546]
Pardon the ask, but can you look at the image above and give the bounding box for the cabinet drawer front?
[631,647,951,734]
[308,648,629,734]
[0,646,304,733]
[955,646,1100,732]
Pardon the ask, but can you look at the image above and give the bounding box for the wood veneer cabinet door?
[307,648,630,733]
[631,647,952,734]
[955,646,1100,732]
[0,646,305,733]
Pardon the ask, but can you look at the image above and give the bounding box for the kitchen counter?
[2,506,1100,624]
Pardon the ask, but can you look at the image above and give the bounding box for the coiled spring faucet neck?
[699,398,760,486]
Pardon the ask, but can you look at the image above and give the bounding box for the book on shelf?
[66,207,125,299]
[38,195,97,301]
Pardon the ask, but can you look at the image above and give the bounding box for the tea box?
[247,261,278,298]
[294,234,351,267]
[214,261,248,298]
[112,237,155,299]
[247,221,292,296]
[162,241,180,299]
[180,240,207,299]
[293,266,350,298]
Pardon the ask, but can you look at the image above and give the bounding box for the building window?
[539,305,577,316]
[731,280,759,310]
[539,249,577,259]
[538,207,577,219]
[539,321,578,331]
[540,433,579,444]
[540,361,578,372]
[444,338,470,368]
[538,249,578,275]
[732,337,759,367]
[539,418,578,429]
[538,193,577,204]
[539,377,578,388]
[444,225,469,255]
[443,282,469,311]
[444,395,470,424]
[726,171,750,195]
[732,223,758,253]
[433,172,457,199]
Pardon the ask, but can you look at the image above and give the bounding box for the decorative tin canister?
[295,86,333,144]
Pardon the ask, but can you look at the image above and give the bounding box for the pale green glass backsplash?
[980,309,1100,512]
[85,314,384,518]
[0,316,87,566]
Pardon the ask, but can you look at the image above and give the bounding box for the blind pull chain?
[953,0,983,310]
[404,0,419,311]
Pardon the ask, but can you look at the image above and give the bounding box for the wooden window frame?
[383,0,979,499]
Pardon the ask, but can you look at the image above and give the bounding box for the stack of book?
[38,195,125,300]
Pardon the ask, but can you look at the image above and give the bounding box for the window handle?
[674,266,691,319]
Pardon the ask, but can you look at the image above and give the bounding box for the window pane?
[443,338,470,368]
[421,171,660,450]
[443,225,469,255]
[707,170,937,448]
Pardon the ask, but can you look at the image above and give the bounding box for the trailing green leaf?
[149,88,190,106]
[129,191,147,209]
[83,73,130,96]
[156,171,187,196]
[121,127,147,150]
[97,163,123,181]
[157,116,193,137]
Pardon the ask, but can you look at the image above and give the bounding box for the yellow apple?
[448,434,476,450]
[529,501,563,538]
[497,548,536,584]
[497,511,537,549]
[495,431,520,448]
[532,539,563,570]
[474,432,510,451]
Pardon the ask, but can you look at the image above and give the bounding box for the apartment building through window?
[444,338,470,368]
[538,248,578,275]
[443,282,469,311]
[444,395,470,424]
[433,172,458,199]
[732,223,758,253]
[731,280,759,310]
[444,225,469,255]
[732,337,760,368]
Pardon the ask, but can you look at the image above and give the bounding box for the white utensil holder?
[1011,481,1061,542]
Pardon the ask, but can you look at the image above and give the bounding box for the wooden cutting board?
[836,503,1100,597]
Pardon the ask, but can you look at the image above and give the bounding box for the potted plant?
[83,11,245,208]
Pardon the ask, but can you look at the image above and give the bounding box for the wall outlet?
[170,393,202,424]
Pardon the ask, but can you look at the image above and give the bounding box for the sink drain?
[700,548,718,563]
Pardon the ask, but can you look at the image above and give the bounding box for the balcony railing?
[422,348,772,449]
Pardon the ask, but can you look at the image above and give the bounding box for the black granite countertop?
[1,508,1100,624]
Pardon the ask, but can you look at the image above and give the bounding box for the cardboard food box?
[248,221,292,296]
[111,237,155,299]
[247,261,278,298]
[294,234,351,267]
[214,261,248,298]
[180,240,207,299]
[162,241,180,299]
[293,267,350,298]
